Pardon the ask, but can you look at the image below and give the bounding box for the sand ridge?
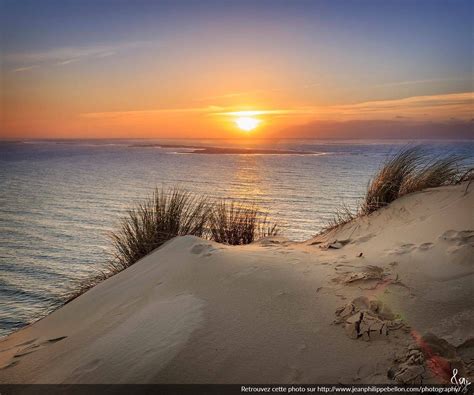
[0,183,472,384]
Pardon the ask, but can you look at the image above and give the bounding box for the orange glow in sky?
[1,1,472,139]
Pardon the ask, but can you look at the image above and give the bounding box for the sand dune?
[0,183,472,384]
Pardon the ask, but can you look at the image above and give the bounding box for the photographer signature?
[451,368,471,393]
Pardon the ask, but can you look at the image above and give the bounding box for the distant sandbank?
[130,143,316,155]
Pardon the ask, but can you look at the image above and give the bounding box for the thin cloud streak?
[80,106,224,119]
[56,59,80,66]
[333,92,473,113]
[215,109,316,117]
[196,90,264,102]
[376,77,468,87]
[5,41,154,71]
[197,82,320,103]
[80,106,314,119]
[81,92,473,122]
[12,65,40,73]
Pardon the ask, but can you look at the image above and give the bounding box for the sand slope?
[0,183,473,384]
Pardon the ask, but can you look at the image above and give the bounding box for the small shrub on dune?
[209,200,279,245]
[110,188,211,269]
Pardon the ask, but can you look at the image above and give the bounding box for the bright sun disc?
[235,117,260,132]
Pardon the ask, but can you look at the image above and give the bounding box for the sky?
[1,0,473,139]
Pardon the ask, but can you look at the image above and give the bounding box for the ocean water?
[1,139,473,337]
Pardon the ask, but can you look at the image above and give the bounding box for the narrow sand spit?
[0,183,472,384]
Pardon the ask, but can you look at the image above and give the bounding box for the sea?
[1,138,473,337]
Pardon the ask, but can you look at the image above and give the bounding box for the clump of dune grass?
[398,154,464,197]
[324,146,470,232]
[360,147,468,215]
[360,147,423,215]
[209,200,279,245]
[64,194,278,304]
[110,188,211,269]
[110,188,279,269]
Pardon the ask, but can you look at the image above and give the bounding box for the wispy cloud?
[215,109,316,117]
[268,92,473,122]
[80,106,316,120]
[6,41,153,71]
[197,82,321,103]
[12,65,40,73]
[217,93,473,120]
[94,51,116,58]
[56,58,80,66]
[79,92,473,122]
[196,90,264,102]
[331,92,473,117]
[80,106,224,119]
[376,77,468,87]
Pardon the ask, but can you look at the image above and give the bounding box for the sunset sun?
[235,117,260,132]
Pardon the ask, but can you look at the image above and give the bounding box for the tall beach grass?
[209,200,279,245]
[110,188,211,270]
[326,146,472,230]
[109,189,279,270]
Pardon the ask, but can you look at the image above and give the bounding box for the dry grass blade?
[322,203,357,233]
[63,270,111,304]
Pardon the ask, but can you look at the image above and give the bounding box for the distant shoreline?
[2,137,474,143]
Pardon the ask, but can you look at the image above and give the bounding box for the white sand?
[0,183,472,384]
